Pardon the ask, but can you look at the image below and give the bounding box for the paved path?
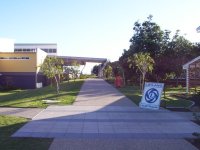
[73,79,136,106]
[0,107,43,119]
[12,79,199,150]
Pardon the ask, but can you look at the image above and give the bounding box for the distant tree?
[71,61,80,81]
[41,56,64,94]
[91,65,99,76]
[65,61,80,82]
[103,65,113,78]
[128,52,154,92]
[110,61,126,85]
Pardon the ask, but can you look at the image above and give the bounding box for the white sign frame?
[139,82,164,110]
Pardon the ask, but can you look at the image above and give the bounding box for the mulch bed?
[186,120,200,149]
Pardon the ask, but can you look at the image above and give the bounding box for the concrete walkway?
[12,79,200,150]
[0,107,43,119]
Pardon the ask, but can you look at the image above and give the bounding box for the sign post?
[139,82,164,110]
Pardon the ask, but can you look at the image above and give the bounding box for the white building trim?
[183,56,200,93]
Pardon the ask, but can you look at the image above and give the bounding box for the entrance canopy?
[57,56,107,65]
[57,56,108,77]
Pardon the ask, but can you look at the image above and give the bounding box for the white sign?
[139,82,164,110]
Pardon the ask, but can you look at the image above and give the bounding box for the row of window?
[0,57,30,60]
[15,49,36,52]
[42,49,57,53]
[14,48,57,53]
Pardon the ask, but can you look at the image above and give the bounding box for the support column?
[186,68,189,94]
[98,60,108,78]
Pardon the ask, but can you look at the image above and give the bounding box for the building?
[14,43,57,56]
[0,40,107,89]
[0,49,47,89]
[183,56,200,93]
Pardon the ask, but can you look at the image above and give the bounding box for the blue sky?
[0,0,200,73]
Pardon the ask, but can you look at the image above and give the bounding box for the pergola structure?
[57,56,108,77]
[183,56,200,93]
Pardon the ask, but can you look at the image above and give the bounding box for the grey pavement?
[12,79,200,150]
[49,139,196,150]
[0,107,44,119]
[73,79,136,106]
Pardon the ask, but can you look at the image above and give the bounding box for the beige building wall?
[0,52,37,72]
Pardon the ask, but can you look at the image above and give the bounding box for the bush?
[106,77,115,84]
[0,85,4,91]
[80,74,88,79]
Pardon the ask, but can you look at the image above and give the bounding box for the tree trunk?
[54,76,60,94]
[140,75,142,92]
[163,84,166,98]
[176,77,178,87]
[142,73,145,93]
[122,70,125,86]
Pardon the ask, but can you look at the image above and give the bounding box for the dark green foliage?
[91,65,99,76]
[119,15,200,83]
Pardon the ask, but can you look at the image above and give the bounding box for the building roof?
[183,56,200,69]
[57,56,107,65]
[14,43,57,48]
[14,43,57,46]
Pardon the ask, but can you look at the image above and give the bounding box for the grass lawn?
[118,85,142,105]
[0,115,52,150]
[0,80,84,108]
[117,84,193,108]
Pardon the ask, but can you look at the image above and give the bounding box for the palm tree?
[128,52,154,92]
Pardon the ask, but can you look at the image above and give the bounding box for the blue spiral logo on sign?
[145,88,159,103]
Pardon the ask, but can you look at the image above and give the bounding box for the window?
[0,57,30,60]
[14,49,23,52]
[53,49,57,53]
[49,49,53,53]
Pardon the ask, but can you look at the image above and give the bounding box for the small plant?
[177,84,182,88]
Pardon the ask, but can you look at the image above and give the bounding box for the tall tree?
[41,57,64,94]
[128,52,154,91]
[129,15,164,57]
[119,15,165,82]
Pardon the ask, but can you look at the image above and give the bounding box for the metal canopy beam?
[57,56,107,65]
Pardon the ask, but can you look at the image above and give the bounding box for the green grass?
[0,80,84,108]
[118,85,142,105]
[117,84,193,108]
[0,115,52,150]
[162,86,194,107]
